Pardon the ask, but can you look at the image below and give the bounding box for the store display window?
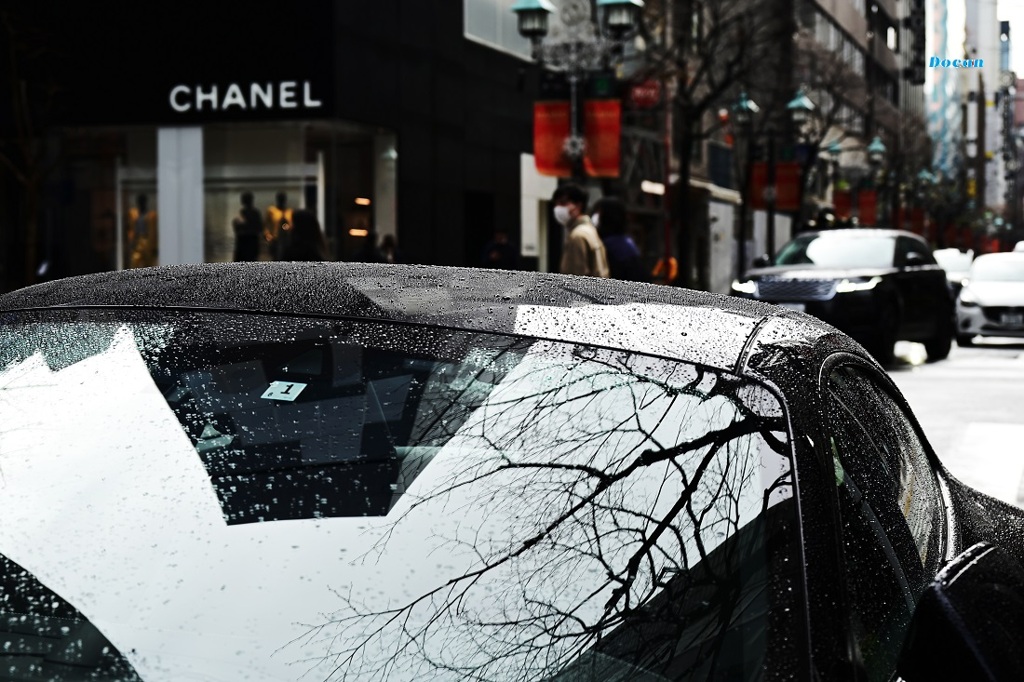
[48,119,397,275]
[203,121,397,264]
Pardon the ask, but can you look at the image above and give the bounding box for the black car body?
[731,229,955,364]
[0,262,1021,681]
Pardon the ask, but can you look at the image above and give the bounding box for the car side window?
[828,365,944,570]
[824,365,946,681]
[896,236,936,266]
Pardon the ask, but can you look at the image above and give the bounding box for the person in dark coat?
[480,229,519,270]
[592,196,648,282]
[281,209,329,261]
[232,191,263,262]
[379,234,401,263]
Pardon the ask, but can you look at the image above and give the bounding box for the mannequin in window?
[127,194,158,268]
[264,192,294,261]
[232,191,263,262]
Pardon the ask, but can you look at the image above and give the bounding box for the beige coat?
[560,217,610,278]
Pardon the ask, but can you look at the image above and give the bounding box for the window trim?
[817,353,950,563]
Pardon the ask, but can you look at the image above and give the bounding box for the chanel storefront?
[3,1,537,286]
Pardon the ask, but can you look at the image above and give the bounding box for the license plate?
[1000,312,1024,327]
[778,302,806,312]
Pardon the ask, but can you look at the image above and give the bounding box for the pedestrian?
[281,209,329,261]
[593,196,648,282]
[480,228,519,270]
[552,183,609,278]
[232,191,263,262]
[354,228,385,263]
[379,234,401,263]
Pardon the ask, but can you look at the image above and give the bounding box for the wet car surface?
[731,229,955,365]
[0,262,1023,681]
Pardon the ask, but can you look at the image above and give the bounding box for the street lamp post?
[866,135,887,226]
[782,88,814,243]
[731,88,814,276]
[732,91,759,278]
[764,126,778,254]
[914,169,937,238]
[512,0,643,181]
[826,139,842,197]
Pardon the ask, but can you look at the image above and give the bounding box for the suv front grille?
[757,278,837,301]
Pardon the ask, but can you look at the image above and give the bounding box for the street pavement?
[888,339,1024,509]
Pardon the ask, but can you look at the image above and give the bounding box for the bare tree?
[288,344,792,681]
[877,112,933,227]
[632,0,791,288]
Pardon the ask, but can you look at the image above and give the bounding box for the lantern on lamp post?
[510,0,556,43]
[513,0,642,181]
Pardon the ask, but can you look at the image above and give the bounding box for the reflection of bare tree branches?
[297,345,790,681]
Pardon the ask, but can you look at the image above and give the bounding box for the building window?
[887,25,898,52]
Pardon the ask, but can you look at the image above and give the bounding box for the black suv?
[731,229,954,364]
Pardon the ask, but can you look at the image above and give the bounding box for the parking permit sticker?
[261,381,307,401]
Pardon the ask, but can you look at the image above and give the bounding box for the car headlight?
[958,288,978,307]
[731,280,757,295]
[835,276,882,293]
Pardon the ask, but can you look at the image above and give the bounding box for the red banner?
[858,190,878,226]
[533,101,572,177]
[749,162,801,211]
[911,207,925,234]
[894,207,904,229]
[533,99,621,177]
[944,223,956,247]
[775,162,801,212]
[749,162,768,210]
[834,190,852,219]
[583,99,621,178]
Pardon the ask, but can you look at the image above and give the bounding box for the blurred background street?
[893,339,1024,506]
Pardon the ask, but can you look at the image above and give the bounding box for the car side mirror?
[904,252,928,267]
[752,254,771,268]
[896,542,1024,681]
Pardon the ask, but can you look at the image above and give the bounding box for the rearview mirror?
[896,542,1024,681]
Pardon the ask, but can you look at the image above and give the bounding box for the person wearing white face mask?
[552,183,610,278]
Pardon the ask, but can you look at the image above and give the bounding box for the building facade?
[0,1,546,292]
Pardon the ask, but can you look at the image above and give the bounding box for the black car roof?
[0,262,858,372]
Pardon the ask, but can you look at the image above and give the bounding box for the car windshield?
[969,256,1024,282]
[773,233,896,269]
[0,308,797,681]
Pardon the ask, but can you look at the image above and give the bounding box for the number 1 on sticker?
[261,381,308,401]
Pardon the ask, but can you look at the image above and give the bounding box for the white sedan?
[956,252,1024,345]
